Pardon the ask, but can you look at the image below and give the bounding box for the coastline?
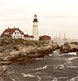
[0,38,59,65]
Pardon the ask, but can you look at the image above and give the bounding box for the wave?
[68,52,77,55]
[35,65,48,70]
[53,50,58,53]
[37,76,41,81]
[11,78,16,81]
[67,65,78,69]
[49,54,53,56]
[21,73,35,78]
[70,76,78,81]
[68,57,77,61]
[52,77,58,81]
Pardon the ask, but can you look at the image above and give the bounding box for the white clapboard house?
[1,27,34,40]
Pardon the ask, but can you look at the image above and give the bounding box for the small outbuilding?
[24,34,34,40]
[39,35,51,40]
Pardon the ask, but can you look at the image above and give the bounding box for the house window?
[17,32,19,34]
[15,32,19,35]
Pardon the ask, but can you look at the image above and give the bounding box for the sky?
[0,0,78,39]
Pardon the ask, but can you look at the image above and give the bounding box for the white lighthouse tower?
[32,15,39,40]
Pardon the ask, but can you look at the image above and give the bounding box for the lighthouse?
[32,15,39,40]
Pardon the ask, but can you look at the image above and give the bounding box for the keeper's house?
[1,27,34,40]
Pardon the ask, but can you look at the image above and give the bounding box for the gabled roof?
[1,27,24,37]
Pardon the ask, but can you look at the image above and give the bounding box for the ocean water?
[1,50,78,81]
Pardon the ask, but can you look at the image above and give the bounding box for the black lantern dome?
[33,14,38,22]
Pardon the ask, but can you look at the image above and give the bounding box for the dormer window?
[5,32,9,34]
[15,32,19,34]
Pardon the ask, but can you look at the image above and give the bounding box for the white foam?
[49,54,52,56]
[58,77,67,79]
[68,57,77,61]
[67,61,72,64]
[59,65,64,69]
[68,52,76,55]
[35,65,48,70]
[37,76,41,81]
[67,66,78,69]
[21,73,35,78]
[35,58,43,60]
[52,77,58,81]
[53,51,58,53]
[11,78,16,81]
[70,76,78,81]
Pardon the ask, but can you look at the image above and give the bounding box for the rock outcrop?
[0,39,59,64]
[60,42,78,53]
[0,66,7,76]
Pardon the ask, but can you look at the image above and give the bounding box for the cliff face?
[0,39,59,64]
[60,42,78,53]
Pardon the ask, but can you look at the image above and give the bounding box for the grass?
[0,38,49,47]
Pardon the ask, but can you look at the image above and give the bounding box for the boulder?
[60,42,78,53]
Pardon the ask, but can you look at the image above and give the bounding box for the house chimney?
[14,26,15,29]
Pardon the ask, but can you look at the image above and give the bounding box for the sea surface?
[1,50,78,81]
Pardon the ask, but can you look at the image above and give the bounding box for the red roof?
[29,35,34,38]
[1,27,24,37]
[24,34,34,38]
[40,35,51,38]
[39,35,51,40]
[24,34,29,37]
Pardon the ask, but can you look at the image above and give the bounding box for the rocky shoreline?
[1,39,78,65]
[60,42,78,53]
[0,39,78,80]
[0,39,59,65]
